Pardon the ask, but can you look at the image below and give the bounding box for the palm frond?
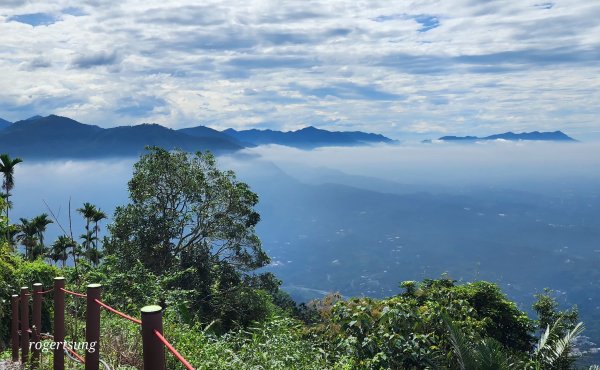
[474,338,512,370]
[443,314,479,370]
[548,322,584,361]
[535,324,551,357]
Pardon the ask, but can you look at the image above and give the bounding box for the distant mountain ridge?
[220,126,395,148]
[178,125,246,146]
[0,115,242,159]
[434,131,576,142]
[0,115,395,159]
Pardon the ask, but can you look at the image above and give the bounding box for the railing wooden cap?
[11,294,18,297]
[54,276,65,280]
[33,283,42,287]
[21,286,29,290]
[141,305,162,313]
[87,283,102,288]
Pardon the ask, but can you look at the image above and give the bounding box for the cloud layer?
[1,1,599,139]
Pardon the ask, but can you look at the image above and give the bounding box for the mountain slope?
[0,115,242,158]
[0,117,11,129]
[179,125,235,140]
[92,124,242,156]
[0,115,103,157]
[223,126,395,148]
[437,131,576,142]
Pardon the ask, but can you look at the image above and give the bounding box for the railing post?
[32,283,42,367]
[20,286,30,364]
[11,294,19,362]
[85,284,101,370]
[54,277,65,370]
[141,305,165,370]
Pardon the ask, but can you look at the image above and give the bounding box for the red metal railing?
[61,287,87,298]
[154,329,195,370]
[94,298,142,325]
[8,276,196,370]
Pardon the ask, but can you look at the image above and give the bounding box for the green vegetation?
[0,147,597,369]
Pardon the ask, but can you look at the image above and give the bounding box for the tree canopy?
[104,147,273,328]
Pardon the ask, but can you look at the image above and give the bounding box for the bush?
[0,244,59,350]
[162,313,342,370]
[309,278,536,369]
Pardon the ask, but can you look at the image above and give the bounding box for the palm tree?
[16,217,39,260]
[86,248,102,267]
[92,209,107,252]
[77,202,97,254]
[48,236,72,267]
[0,153,23,240]
[445,315,588,370]
[530,318,585,370]
[30,242,47,261]
[445,315,516,370]
[32,213,53,250]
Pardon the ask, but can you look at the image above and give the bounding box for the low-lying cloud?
[229,141,600,191]
[9,141,600,245]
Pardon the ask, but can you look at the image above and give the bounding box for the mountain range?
[0,115,394,159]
[432,131,576,142]
[221,126,395,149]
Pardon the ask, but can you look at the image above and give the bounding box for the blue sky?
[0,0,599,139]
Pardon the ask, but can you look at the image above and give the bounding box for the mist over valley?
[10,142,600,349]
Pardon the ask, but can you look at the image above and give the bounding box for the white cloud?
[406,121,450,134]
[0,0,599,139]
[233,140,600,189]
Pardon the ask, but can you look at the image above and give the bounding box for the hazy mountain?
[0,115,103,157]
[178,125,246,148]
[94,124,242,156]
[179,125,235,139]
[0,117,11,129]
[0,115,242,158]
[435,131,576,142]
[0,115,398,158]
[223,126,395,148]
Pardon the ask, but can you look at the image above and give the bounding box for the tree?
[104,147,272,328]
[0,196,18,247]
[531,290,581,369]
[48,235,72,267]
[91,209,106,252]
[0,153,23,240]
[77,202,97,255]
[16,217,39,260]
[445,314,587,370]
[32,213,53,251]
[85,246,102,266]
[74,203,107,266]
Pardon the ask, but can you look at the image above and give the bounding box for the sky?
[1,0,599,139]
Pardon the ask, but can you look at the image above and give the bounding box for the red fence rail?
[7,276,195,370]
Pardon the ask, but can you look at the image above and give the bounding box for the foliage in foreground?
[1,245,597,369]
[304,279,590,369]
